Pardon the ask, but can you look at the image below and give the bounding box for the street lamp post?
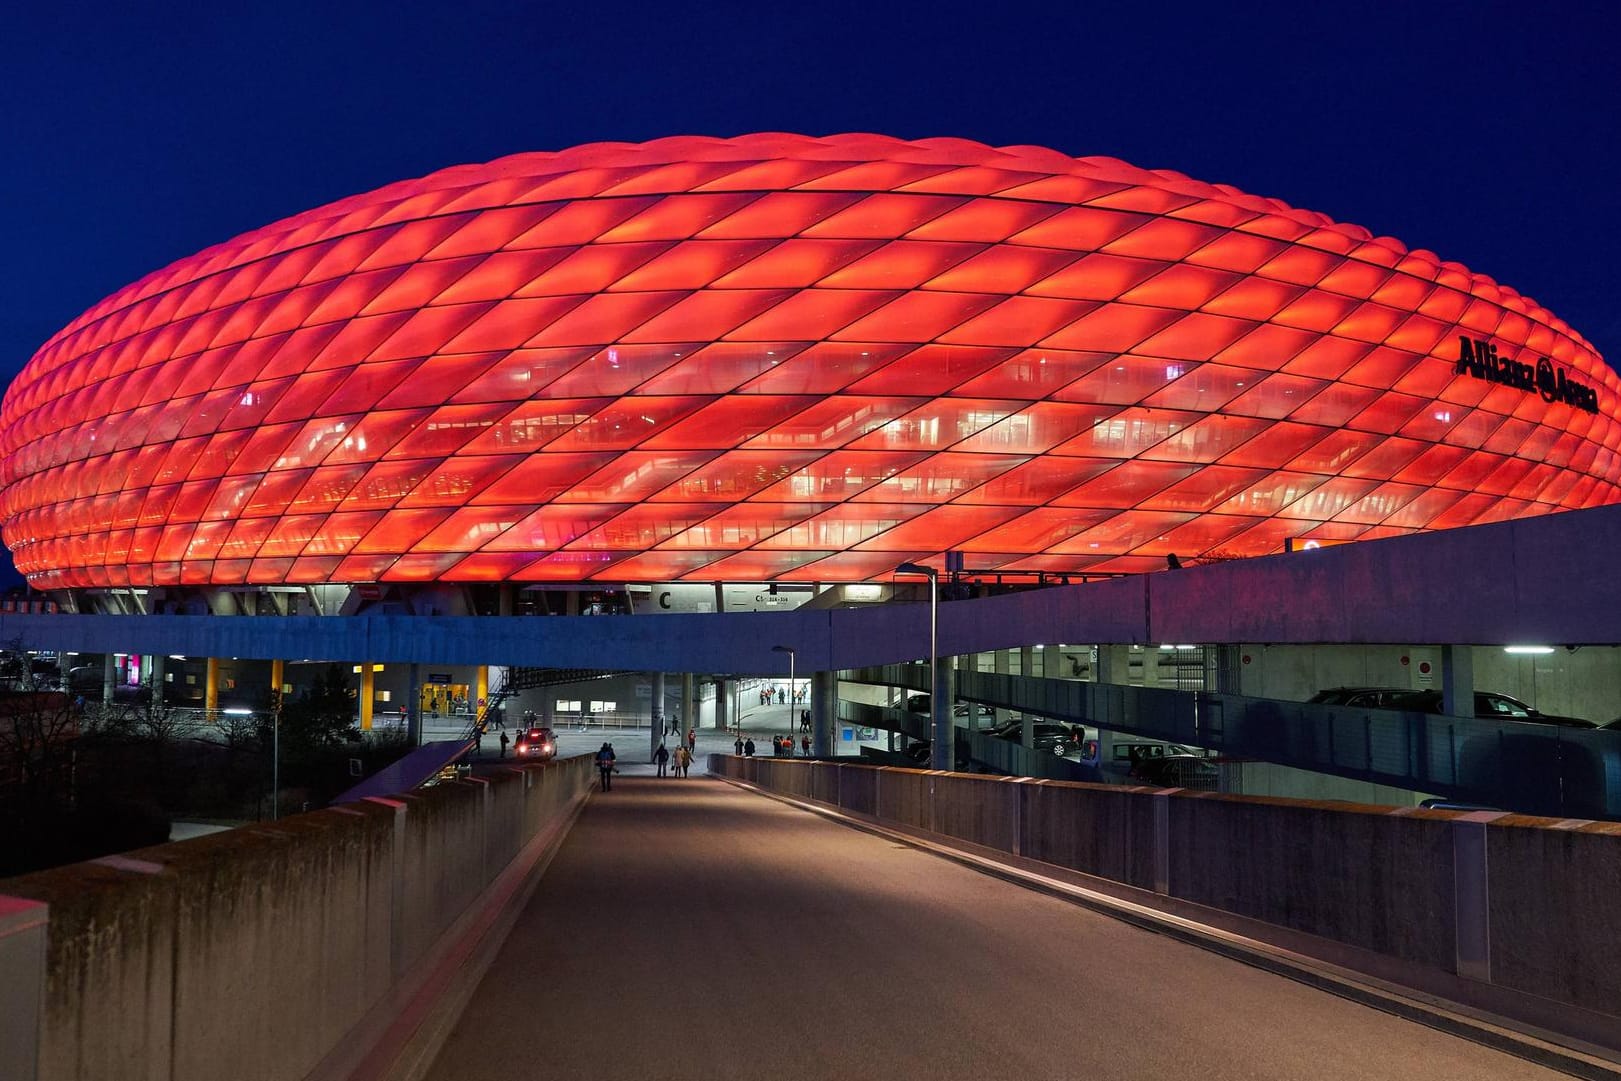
[771,645,796,754]
[895,562,946,771]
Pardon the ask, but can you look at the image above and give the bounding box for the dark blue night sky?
[1,0,1617,586]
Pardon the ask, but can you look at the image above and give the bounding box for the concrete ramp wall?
[715,756,1621,1050]
[0,756,594,1081]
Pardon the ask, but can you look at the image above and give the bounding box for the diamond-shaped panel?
[3,134,1618,588]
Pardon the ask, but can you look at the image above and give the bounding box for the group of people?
[654,742,694,777]
[594,727,700,790]
[757,685,807,707]
[732,734,812,757]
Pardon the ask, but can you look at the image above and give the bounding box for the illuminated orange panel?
[616,240,786,291]
[568,504,717,550]
[816,239,979,291]
[5,133,1617,589]
[663,502,827,549]
[1055,460,1201,508]
[484,503,628,551]
[852,453,1031,503]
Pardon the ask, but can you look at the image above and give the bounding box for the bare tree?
[0,639,84,815]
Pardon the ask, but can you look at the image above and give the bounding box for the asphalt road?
[422,776,1564,1081]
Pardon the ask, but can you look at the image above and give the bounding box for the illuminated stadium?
[4,132,1618,596]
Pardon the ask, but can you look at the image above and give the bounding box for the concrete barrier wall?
[0,754,595,1081]
[1486,819,1621,1009]
[1019,781,1158,890]
[7,861,178,1081]
[1166,793,1456,969]
[166,805,399,1081]
[711,755,1621,1024]
[394,781,491,976]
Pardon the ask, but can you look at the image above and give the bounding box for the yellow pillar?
[476,665,489,714]
[205,657,220,712]
[270,659,285,701]
[360,664,375,731]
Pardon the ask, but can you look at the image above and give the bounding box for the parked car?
[1396,690,1594,728]
[986,720,1085,756]
[901,738,970,770]
[953,702,997,726]
[513,726,557,759]
[1307,687,1414,709]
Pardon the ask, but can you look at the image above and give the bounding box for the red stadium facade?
[3,133,1618,592]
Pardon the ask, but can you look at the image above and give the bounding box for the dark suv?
[1307,687,1414,709]
[1396,690,1594,729]
[514,726,558,759]
[986,720,1085,756]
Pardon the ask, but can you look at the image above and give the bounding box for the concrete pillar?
[498,585,514,616]
[205,657,220,712]
[1097,644,1131,685]
[102,653,115,705]
[148,654,166,716]
[360,664,375,731]
[541,696,555,727]
[992,649,1010,729]
[1212,645,1243,695]
[1141,645,1159,687]
[887,684,900,752]
[682,673,695,738]
[1442,644,1475,718]
[707,674,725,729]
[650,671,666,760]
[931,659,955,770]
[407,662,422,745]
[812,670,837,756]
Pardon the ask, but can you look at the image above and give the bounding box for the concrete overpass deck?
[421,776,1569,1081]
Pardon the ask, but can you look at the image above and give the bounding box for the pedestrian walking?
[499,731,510,758]
[654,742,670,777]
[734,735,744,756]
[744,737,755,756]
[677,745,692,777]
[596,742,617,791]
[801,735,811,757]
[686,727,697,755]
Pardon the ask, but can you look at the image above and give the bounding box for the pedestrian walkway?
[420,777,1565,1081]
[469,716,821,775]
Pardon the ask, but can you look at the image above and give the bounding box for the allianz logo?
[1455,336,1599,415]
